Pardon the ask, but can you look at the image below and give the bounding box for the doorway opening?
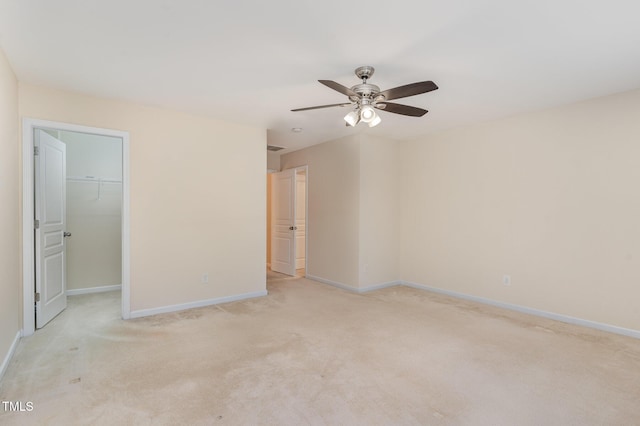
[267,166,308,278]
[54,129,123,291]
[22,119,130,336]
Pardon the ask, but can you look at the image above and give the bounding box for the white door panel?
[295,234,306,269]
[274,238,291,262]
[43,252,64,300]
[271,169,296,275]
[35,130,67,328]
[295,174,306,270]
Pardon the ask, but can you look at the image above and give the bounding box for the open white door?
[295,171,306,270]
[271,169,296,276]
[35,130,67,328]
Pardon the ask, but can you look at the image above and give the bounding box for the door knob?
[289,226,294,230]
[63,231,72,237]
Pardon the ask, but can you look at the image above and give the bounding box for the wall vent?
[267,145,286,152]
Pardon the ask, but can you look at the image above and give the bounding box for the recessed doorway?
[267,166,308,278]
[22,119,130,336]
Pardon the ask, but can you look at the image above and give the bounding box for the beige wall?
[267,151,280,171]
[359,136,400,287]
[0,48,20,369]
[19,83,266,312]
[280,89,640,332]
[281,135,360,288]
[400,89,640,331]
[281,133,400,289]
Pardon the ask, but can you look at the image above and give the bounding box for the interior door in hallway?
[295,171,306,270]
[35,129,67,328]
[271,168,296,276]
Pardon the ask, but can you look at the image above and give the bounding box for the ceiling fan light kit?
[344,110,360,127]
[343,105,381,128]
[292,66,438,128]
[360,105,376,122]
[368,114,381,128]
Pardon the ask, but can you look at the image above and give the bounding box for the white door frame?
[295,166,309,277]
[22,118,131,336]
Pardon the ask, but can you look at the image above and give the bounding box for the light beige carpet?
[1,276,640,425]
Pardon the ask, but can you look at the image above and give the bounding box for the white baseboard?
[306,275,359,292]
[0,331,21,382]
[306,274,400,294]
[129,290,268,319]
[360,281,402,293]
[67,284,122,296]
[402,280,640,340]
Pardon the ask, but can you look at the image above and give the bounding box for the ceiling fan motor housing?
[355,65,375,81]
[352,66,382,103]
[352,83,381,100]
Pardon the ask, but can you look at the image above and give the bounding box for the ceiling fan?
[292,66,438,127]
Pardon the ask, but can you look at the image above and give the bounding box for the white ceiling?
[1,0,639,154]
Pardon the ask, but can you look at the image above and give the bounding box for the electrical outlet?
[201,273,209,284]
[503,275,511,286]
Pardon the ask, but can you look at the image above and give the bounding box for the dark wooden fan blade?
[291,103,352,112]
[318,80,358,97]
[375,102,427,117]
[378,81,438,101]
